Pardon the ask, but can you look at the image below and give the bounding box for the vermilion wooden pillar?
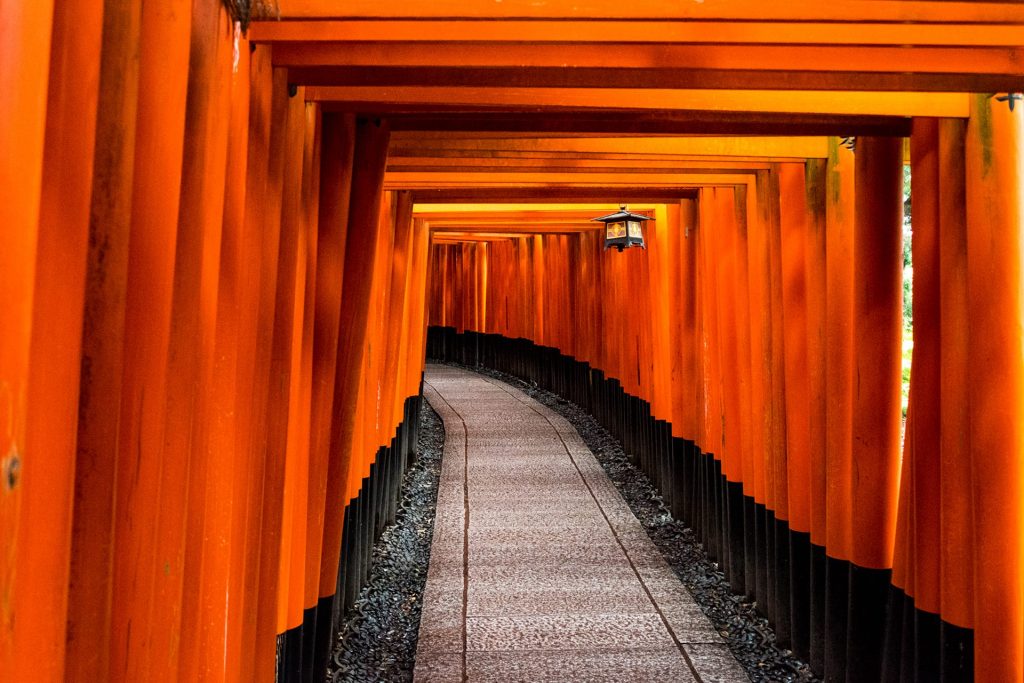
[74,2,143,680]
[307,112,356,677]
[713,187,743,485]
[256,77,311,678]
[174,8,244,680]
[382,192,415,428]
[935,118,973,677]
[64,3,193,680]
[823,137,855,682]
[218,27,256,682]
[0,6,53,667]
[697,188,725,566]
[250,64,291,677]
[694,189,714,474]
[779,163,811,541]
[730,189,755,566]
[16,1,102,680]
[765,167,792,646]
[290,101,324,683]
[884,115,974,683]
[802,158,829,674]
[391,195,417,424]
[407,217,432,393]
[847,135,903,682]
[146,0,232,676]
[237,43,277,681]
[319,118,391,633]
[886,119,943,682]
[778,163,813,659]
[279,98,321,682]
[716,187,748,594]
[279,90,316,657]
[753,169,789,639]
[966,93,1024,683]
[362,192,397,463]
[349,192,393,498]
[648,206,673,426]
[531,235,546,344]
[430,244,444,329]
[743,180,767,573]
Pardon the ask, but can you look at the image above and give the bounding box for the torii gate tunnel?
[1,1,1023,681]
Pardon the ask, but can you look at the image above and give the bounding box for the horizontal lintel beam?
[410,188,698,203]
[260,1,1024,24]
[307,87,969,119]
[392,136,831,159]
[293,65,1020,95]
[276,43,1022,79]
[250,20,1024,47]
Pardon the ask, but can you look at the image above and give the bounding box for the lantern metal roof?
[591,207,653,224]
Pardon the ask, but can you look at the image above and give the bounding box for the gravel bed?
[328,400,445,683]
[466,363,820,683]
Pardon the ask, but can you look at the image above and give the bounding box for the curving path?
[413,365,749,683]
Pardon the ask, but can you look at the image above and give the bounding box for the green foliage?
[902,164,913,329]
[902,165,913,421]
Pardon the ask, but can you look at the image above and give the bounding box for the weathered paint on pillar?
[0,1,54,664]
[936,118,973,634]
[850,136,904,571]
[319,117,391,609]
[824,139,856,563]
[19,0,102,679]
[307,112,356,609]
[237,43,277,681]
[82,1,146,679]
[966,93,1024,683]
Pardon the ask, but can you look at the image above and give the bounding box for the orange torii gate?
[1,0,1022,681]
[424,116,1022,682]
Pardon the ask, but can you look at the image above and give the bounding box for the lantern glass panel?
[606,221,627,239]
[627,220,642,238]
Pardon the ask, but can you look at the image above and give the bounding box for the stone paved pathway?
[414,365,749,683]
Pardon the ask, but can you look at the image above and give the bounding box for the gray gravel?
[328,400,445,683]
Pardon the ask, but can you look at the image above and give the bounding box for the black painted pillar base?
[277,390,424,683]
[300,604,317,683]
[809,543,827,674]
[846,564,891,683]
[312,595,334,681]
[789,529,811,663]
[824,555,849,682]
[743,495,757,599]
[275,622,303,683]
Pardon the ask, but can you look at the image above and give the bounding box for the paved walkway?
[413,365,749,683]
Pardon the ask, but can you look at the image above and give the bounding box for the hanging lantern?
[593,205,651,252]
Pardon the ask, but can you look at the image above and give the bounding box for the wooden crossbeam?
[432,226,597,235]
[298,67,1017,95]
[307,87,970,117]
[389,156,775,172]
[251,19,1024,46]
[410,188,698,203]
[415,204,659,217]
[385,172,754,190]
[278,44,1020,79]
[259,1,1024,23]
[392,135,831,159]
[380,111,913,137]
[431,235,520,243]
[419,204,663,240]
